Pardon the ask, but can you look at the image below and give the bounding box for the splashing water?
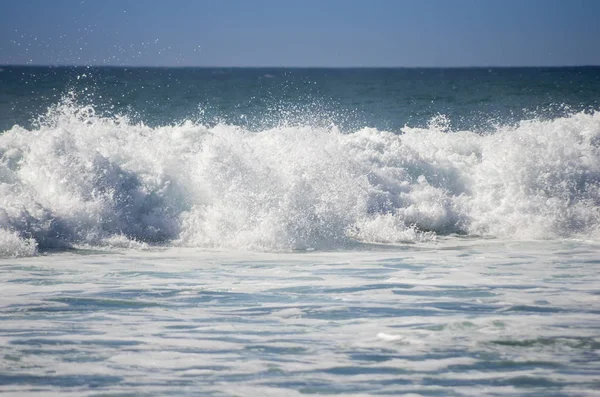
[1,95,600,256]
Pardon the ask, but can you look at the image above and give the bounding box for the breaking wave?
[1,96,600,256]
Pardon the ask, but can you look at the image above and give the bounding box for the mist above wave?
[1,96,600,256]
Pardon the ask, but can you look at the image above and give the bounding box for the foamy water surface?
[1,240,599,396]
[1,97,600,256]
[2,67,600,395]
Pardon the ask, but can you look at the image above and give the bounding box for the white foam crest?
[0,228,37,257]
[1,97,600,256]
[469,113,600,238]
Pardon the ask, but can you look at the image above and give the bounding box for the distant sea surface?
[2,66,600,132]
[1,66,600,396]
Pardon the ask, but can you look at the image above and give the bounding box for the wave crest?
[2,97,600,255]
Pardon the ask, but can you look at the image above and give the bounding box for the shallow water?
[1,239,599,396]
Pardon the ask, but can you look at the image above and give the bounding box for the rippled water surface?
[2,66,600,395]
[2,239,599,396]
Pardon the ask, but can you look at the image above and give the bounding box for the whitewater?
[2,97,600,256]
[1,67,600,395]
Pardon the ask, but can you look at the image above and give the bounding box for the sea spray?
[1,97,600,256]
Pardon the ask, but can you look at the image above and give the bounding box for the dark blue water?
[2,66,600,132]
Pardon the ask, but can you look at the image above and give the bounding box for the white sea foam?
[1,241,599,395]
[1,96,600,256]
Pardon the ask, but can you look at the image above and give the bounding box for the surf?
[1,95,600,256]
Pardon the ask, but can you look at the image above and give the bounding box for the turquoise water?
[2,66,600,132]
[1,67,600,395]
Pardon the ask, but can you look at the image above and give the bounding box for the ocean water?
[1,66,600,396]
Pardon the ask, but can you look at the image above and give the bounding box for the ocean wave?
[1,96,600,256]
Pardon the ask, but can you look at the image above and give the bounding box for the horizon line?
[2,64,600,69]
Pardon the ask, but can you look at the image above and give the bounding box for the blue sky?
[1,0,599,67]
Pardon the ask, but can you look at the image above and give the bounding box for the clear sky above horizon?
[1,0,599,67]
